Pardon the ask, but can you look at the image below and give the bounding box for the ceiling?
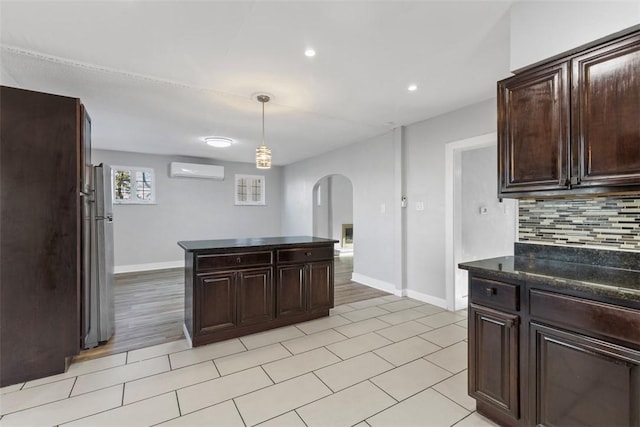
[0,1,513,166]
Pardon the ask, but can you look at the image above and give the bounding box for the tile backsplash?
[519,196,640,251]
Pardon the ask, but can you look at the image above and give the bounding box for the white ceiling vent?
[170,162,224,180]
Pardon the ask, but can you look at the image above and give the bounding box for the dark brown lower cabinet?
[277,265,306,318]
[181,238,336,347]
[196,272,236,334]
[237,268,273,326]
[467,271,640,427]
[277,260,334,317]
[469,303,520,421]
[196,267,273,335]
[530,323,640,427]
[308,261,334,311]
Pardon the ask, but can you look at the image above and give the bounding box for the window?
[112,166,155,204]
[235,174,265,206]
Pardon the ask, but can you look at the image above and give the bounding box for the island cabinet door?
[530,322,640,427]
[469,303,520,420]
[277,265,306,318]
[237,267,273,327]
[308,261,333,312]
[196,272,237,335]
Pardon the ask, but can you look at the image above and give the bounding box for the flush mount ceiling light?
[408,84,418,92]
[204,136,233,148]
[304,48,316,57]
[256,95,272,169]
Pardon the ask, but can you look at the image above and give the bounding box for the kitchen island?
[178,236,337,347]
[459,243,640,427]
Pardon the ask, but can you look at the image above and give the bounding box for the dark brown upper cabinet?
[572,34,640,188]
[498,62,570,195]
[498,29,640,198]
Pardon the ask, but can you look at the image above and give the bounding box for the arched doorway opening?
[312,174,354,287]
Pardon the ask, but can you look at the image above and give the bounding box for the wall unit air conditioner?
[170,162,224,180]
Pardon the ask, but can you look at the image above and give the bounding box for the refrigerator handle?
[79,190,95,202]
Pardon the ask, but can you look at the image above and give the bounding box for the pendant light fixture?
[256,95,272,169]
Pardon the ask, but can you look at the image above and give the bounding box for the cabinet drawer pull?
[305,251,312,256]
[485,287,497,296]
[236,257,242,264]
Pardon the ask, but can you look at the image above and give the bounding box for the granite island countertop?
[178,236,338,252]
[459,243,640,304]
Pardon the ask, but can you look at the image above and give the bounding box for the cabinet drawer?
[277,246,334,264]
[470,277,519,311]
[530,289,640,347]
[197,251,272,271]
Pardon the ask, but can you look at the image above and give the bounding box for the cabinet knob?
[485,287,497,296]
[305,251,312,256]
[236,257,242,264]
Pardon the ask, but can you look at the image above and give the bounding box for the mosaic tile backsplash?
[519,196,640,251]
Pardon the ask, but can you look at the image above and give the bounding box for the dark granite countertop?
[459,245,640,303]
[178,236,338,252]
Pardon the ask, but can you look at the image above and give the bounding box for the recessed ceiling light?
[304,48,316,57]
[408,84,418,92]
[204,136,233,148]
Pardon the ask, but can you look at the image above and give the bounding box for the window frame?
[234,174,266,206]
[111,165,156,205]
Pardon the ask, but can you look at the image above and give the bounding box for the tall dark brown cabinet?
[0,86,89,386]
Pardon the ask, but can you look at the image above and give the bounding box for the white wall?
[313,177,330,239]
[510,1,640,70]
[282,132,397,290]
[282,99,496,303]
[404,99,496,302]
[93,149,282,270]
[1,65,18,86]
[460,145,515,261]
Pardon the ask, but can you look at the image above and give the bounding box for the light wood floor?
[76,255,389,362]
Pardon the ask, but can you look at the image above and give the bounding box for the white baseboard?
[351,273,400,295]
[114,260,183,274]
[405,289,448,310]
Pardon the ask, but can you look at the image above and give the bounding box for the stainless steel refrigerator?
[83,163,115,348]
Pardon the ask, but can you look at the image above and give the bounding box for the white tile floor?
[0,296,499,427]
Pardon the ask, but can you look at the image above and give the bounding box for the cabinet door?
[307,261,333,312]
[196,272,236,334]
[277,265,306,318]
[469,303,520,419]
[237,267,273,327]
[530,322,640,427]
[572,33,640,188]
[498,62,570,196]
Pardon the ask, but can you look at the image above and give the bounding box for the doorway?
[445,133,517,310]
[312,175,384,305]
[312,174,353,256]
